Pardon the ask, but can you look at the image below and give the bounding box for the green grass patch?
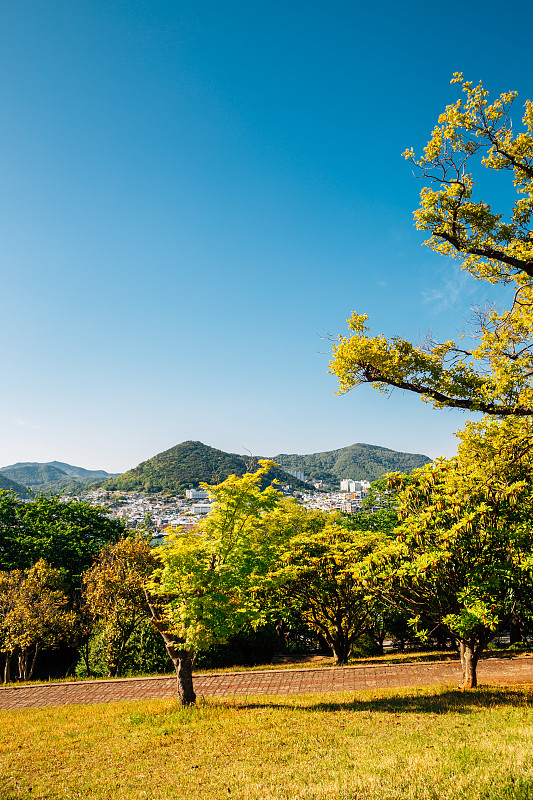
[1,686,533,799]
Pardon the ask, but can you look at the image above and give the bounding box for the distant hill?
[0,462,119,494]
[0,473,31,498]
[273,443,431,484]
[102,441,311,494]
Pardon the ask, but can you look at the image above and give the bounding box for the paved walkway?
[1,656,533,711]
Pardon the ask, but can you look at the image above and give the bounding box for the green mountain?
[46,462,115,482]
[102,441,311,494]
[0,474,31,498]
[0,462,118,494]
[273,443,431,484]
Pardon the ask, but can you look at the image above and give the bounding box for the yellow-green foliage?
[1,687,533,799]
[149,462,283,651]
[364,422,533,652]
[83,535,157,677]
[267,502,385,663]
[330,74,533,418]
[0,560,77,681]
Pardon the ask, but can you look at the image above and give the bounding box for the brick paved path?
[1,656,532,711]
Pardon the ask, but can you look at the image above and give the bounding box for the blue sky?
[1,1,532,472]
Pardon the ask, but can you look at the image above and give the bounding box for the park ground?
[1,656,533,799]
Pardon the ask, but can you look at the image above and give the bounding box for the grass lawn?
[1,686,533,799]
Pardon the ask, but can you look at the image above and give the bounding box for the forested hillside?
[102,441,310,494]
[273,443,431,483]
[0,462,117,494]
[0,474,30,497]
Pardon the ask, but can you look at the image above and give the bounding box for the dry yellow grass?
[1,686,532,799]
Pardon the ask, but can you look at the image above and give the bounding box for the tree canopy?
[83,534,157,677]
[145,462,284,704]
[0,560,76,682]
[330,74,533,417]
[267,502,386,663]
[364,431,533,687]
[0,491,125,587]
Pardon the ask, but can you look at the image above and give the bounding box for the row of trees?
[325,75,533,687]
[1,445,533,700]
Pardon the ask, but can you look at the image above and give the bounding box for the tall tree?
[146,462,283,704]
[330,75,533,417]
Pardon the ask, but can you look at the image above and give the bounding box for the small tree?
[146,462,282,704]
[83,534,157,677]
[0,560,77,682]
[268,503,385,664]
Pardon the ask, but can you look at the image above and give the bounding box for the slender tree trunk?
[18,648,29,681]
[459,641,479,689]
[3,652,12,684]
[144,589,196,705]
[27,643,40,681]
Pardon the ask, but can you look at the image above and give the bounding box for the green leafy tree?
[0,491,124,679]
[365,435,533,688]
[0,491,124,588]
[0,559,77,682]
[268,503,385,664]
[340,503,403,654]
[83,535,157,677]
[330,74,533,417]
[146,462,283,704]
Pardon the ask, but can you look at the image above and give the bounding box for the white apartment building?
[340,478,371,494]
[186,489,209,500]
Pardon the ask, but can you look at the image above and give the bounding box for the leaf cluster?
[147,462,284,650]
[330,74,533,417]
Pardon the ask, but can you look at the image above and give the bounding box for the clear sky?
[1,0,532,472]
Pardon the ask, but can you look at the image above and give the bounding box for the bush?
[76,620,173,678]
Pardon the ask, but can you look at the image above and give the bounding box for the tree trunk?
[509,616,522,646]
[459,641,479,689]
[175,651,196,705]
[27,643,40,681]
[144,589,196,705]
[156,635,196,704]
[3,652,12,684]
[331,631,351,665]
[18,648,30,681]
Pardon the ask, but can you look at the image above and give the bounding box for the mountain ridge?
[1,441,433,496]
[273,442,431,483]
[101,441,311,494]
[0,473,31,498]
[101,440,432,494]
[0,462,119,494]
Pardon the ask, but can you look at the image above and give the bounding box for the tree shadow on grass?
[231,686,533,716]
